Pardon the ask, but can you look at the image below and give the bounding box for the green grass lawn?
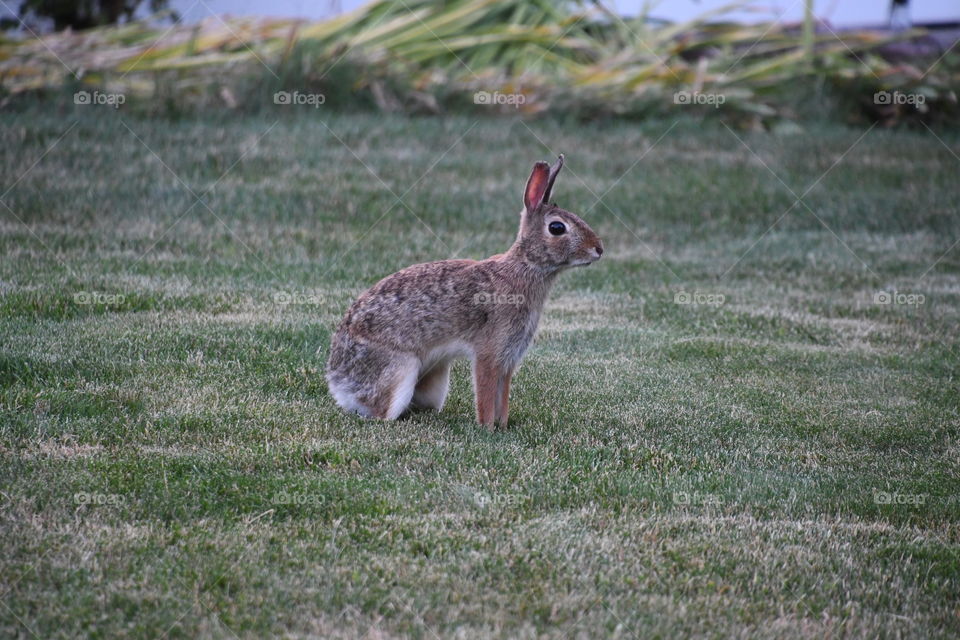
[1,107,959,638]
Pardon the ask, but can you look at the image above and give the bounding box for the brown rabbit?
[326,155,603,429]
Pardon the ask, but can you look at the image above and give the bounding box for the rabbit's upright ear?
[523,155,565,213]
[543,154,564,204]
[523,161,551,213]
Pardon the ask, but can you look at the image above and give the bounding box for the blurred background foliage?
[0,0,957,125]
[14,0,171,30]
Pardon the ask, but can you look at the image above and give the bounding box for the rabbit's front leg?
[473,355,500,430]
[494,369,514,428]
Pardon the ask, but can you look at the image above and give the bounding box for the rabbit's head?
[512,155,603,272]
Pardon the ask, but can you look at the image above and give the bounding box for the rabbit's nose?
[595,245,603,257]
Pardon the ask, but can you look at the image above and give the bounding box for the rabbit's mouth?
[570,247,603,267]
[569,256,599,267]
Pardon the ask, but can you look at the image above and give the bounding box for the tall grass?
[1,0,956,120]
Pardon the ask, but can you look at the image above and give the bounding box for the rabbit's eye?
[548,221,566,236]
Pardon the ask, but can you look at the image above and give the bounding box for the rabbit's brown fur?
[327,155,603,429]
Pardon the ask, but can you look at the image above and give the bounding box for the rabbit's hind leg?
[411,361,452,411]
[328,334,418,420]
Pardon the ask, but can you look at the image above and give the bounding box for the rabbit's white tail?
[327,376,373,417]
